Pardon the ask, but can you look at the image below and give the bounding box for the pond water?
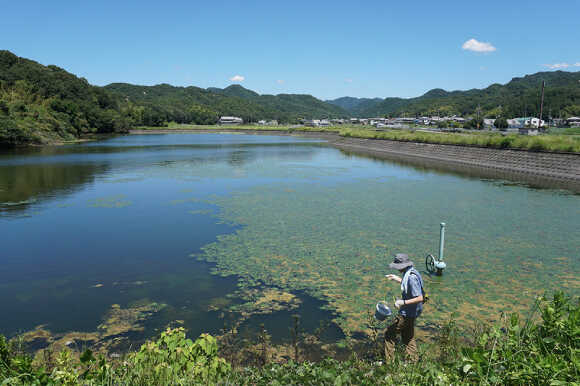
[1,133,578,349]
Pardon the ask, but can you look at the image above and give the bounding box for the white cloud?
[345,78,353,83]
[543,62,580,69]
[277,79,285,84]
[229,75,245,82]
[462,38,496,53]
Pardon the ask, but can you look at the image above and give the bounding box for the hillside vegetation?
[0,51,347,146]
[328,71,580,119]
[105,83,348,127]
[0,50,131,146]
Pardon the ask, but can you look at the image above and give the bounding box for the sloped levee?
[330,136,580,192]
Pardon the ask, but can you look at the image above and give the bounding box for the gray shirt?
[399,267,423,318]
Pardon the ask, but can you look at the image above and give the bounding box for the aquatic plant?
[197,180,579,337]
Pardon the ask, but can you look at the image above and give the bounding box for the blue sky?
[2,0,579,99]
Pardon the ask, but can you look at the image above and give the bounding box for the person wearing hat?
[384,253,425,362]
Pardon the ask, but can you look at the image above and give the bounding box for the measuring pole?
[439,222,446,261]
[538,81,545,129]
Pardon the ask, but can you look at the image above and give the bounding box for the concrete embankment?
[330,136,580,191]
[129,129,580,192]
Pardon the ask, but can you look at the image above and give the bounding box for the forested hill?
[0,50,131,146]
[328,71,580,118]
[325,96,382,113]
[0,50,347,146]
[105,83,347,125]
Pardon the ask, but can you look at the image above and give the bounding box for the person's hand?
[385,274,402,283]
[394,299,405,309]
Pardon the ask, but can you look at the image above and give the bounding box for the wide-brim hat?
[389,253,414,270]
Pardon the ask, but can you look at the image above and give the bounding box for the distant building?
[218,116,243,125]
[567,117,580,127]
[524,117,545,128]
[303,119,321,127]
[483,119,496,129]
[507,119,523,129]
[394,117,414,124]
[258,120,278,126]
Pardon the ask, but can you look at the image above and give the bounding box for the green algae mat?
[195,178,580,336]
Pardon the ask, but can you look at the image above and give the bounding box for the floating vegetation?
[228,288,301,319]
[198,179,580,337]
[16,301,166,361]
[97,302,165,337]
[88,195,131,208]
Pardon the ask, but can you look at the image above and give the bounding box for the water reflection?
[0,163,109,214]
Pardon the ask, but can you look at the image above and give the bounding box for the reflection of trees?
[227,150,253,166]
[0,162,108,214]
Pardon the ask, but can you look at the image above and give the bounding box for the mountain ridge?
[327,71,580,118]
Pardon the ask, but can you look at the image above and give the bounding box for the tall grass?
[339,128,580,153]
[141,124,580,153]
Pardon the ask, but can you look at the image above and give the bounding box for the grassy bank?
[2,292,577,385]
[135,123,580,153]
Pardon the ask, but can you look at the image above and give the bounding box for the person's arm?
[403,295,423,305]
[385,274,402,283]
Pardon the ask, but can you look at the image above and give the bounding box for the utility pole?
[538,81,545,130]
[476,104,481,130]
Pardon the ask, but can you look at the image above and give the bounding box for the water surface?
[1,133,578,347]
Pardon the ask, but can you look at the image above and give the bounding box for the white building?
[218,116,243,125]
[303,119,321,127]
[567,117,580,127]
[483,119,496,129]
[257,120,278,126]
[507,119,523,129]
[524,117,545,128]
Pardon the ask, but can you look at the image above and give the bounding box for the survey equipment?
[425,222,447,275]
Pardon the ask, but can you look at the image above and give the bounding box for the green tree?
[494,117,508,130]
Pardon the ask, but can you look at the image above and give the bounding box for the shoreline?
[130,129,580,191]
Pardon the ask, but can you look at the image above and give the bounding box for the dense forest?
[0,50,131,146]
[328,71,580,119]
[207,84,348,121]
